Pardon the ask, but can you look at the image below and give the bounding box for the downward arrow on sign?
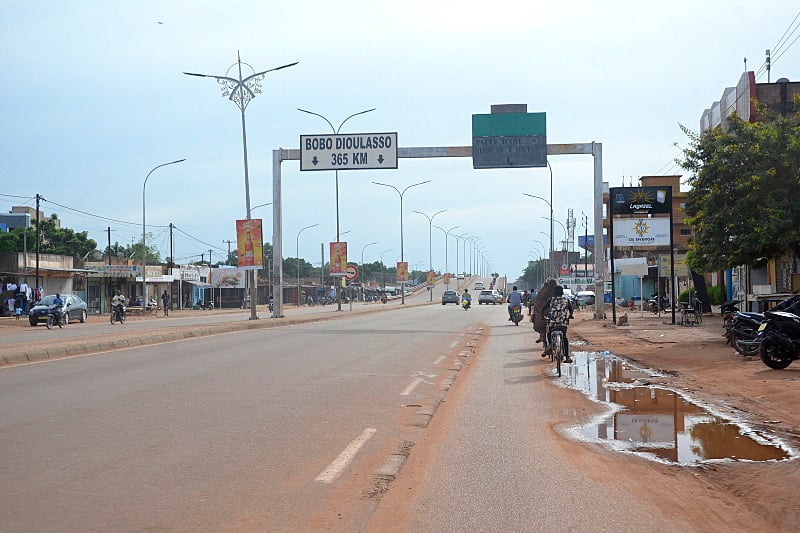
[312,156,319,166]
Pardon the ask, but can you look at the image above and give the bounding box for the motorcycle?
[110,303,126,324]
[758,308,800,369]
[510,305,523,325]
[199,301,214,311]
[726,295,800,356]
[46,305,66,329]
[462,297,471,310]
[647,295,669,314]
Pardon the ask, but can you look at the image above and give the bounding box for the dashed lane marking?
[315,428,377,484]
[400,377,424,396]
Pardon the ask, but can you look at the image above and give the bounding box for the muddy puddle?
[562,352,793,465]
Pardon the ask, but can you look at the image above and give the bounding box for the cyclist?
[542,285,574,363]
[507,285,522,321]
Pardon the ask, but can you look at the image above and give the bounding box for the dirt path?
[569,309,800,530]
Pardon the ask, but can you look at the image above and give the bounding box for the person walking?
[161,290,171,316]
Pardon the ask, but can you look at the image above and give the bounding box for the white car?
[474,281,485,290]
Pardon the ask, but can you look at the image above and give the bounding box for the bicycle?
[551,329,565,377]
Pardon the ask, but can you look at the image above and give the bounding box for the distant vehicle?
[457,273,465,280]
[577,290,596,305]
[442,290,460,305]
[562,288,576,302]
[474,281,485,290]
[479,289,502,305]
[29,294,88,326]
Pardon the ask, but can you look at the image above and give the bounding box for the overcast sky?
[3,1,799,279]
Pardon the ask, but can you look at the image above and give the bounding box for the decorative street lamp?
[185,52,298,320]
[372,180,431,304]
[413,209,446,301]
[142,159,185,308]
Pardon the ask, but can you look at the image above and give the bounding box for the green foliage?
[679,100,800,271]
[678,287,695,304]
[706,285,723,306]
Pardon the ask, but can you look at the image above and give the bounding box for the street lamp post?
[453,232,469,290]
[434,225,460,289]
[372,180,431,304]
[543,216,568,275]
[413,209,446,301]
[185,52,297,321]
[297,108,376,312]
[380,248,394,291]
[296,224,319,306]
[523,192,554,277]
[361,241,377,301]
[142,159,185,308]
[249,202,271,313]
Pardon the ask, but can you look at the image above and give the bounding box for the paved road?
[0,283,488,531]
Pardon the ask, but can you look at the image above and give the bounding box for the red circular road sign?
[345,264,359,281]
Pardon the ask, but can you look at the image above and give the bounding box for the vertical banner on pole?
[329,242,347,276]
[236,219,264,269]
[396,262,408,283]
[427,270,435,288]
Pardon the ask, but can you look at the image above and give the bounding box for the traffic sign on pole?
[345,264,359,281]
[300,132,398,171]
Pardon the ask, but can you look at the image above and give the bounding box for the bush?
[678,286,722,306]
[706,285,723,306]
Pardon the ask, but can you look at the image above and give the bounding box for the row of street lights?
[143,53,494,319]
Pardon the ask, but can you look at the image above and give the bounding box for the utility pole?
[169,223,174,270]
[35,194,41,291]
[208,249,213,267]
[107,227,112,313]
[223,240,233,265]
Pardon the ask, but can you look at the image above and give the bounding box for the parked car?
[442,290,460,305]
[29,294,88,326]
[577,290,596,306]
[478,289,502,305]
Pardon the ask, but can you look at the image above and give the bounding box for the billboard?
[236,219,264,270]
[329,242,347,276]
[211,268,246,288]
[613,218,671,247]
[610,186,672,216]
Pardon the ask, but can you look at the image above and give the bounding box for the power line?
[172,225,226,253]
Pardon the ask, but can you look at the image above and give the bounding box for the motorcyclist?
[542,285,575,363]
[507,285,522,321]
[49,292,65,325]
[112,289,127,320]
[461,288,471,308]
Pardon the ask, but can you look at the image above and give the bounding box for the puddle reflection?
[563,352,790,464]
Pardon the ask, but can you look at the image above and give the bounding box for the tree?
[679,101,800,271]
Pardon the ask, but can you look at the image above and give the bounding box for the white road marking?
[433,355,446,365]
[449,341,458,348]
[400,377,424,396]
[315,428,377,484]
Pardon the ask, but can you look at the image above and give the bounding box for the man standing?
[161,290,171,316]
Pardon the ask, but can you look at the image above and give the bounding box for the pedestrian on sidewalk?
[161,290,170,316]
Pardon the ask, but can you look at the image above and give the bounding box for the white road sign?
[300,132,398,171]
